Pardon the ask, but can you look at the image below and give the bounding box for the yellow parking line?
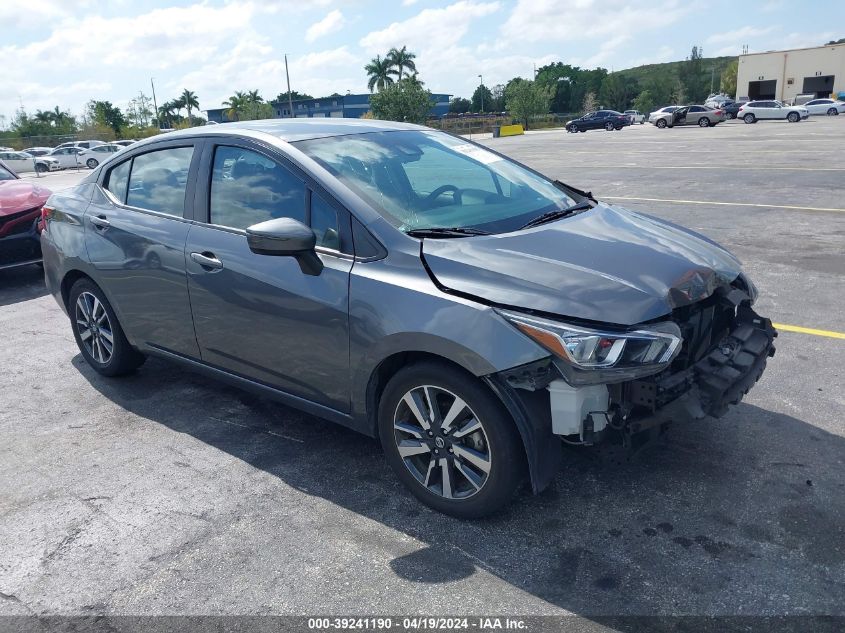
[773,323,845,340]
[602,196,845,213]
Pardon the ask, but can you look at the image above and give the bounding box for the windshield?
[294,130,576,234]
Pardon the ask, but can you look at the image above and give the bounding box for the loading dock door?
[748,80,777,100]
[802,75,835,98]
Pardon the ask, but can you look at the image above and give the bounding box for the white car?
[78,143,124,169]
[624,110,646,124]
[113,139,137,147]
[802,98,845,116]
[648,106,681,123]
[47,146,86,169]
[54,139,105,150]
[0,150,61,174]
[22,147,53,156]
[737,101,808,123]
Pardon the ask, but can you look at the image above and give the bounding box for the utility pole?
[285,54,294,118]
[150,78,159,129]
[711,67,715,95]
[478,74,483,112]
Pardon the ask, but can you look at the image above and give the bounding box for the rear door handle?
[90,215,110,230]
[190,252,223,270]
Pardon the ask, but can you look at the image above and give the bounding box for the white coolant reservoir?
[547,380,609,438]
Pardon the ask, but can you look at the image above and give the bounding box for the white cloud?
[403,0,420,5]
[706,26,777,45]
[306,9,346,42]
[360,1,501,53]
[501,0,686,46]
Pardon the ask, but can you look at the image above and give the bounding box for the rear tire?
[744,113,756,124]
[787,111,800,122]
[378,362,525,518]
[604,122,614,131]
[827,108,838,116]
[35,163,47,173]
[69,279,145,377]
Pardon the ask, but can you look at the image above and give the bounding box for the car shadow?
[0,265,48,307]
[76,356,844,622]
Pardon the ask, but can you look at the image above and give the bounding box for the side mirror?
[246,217,323,276]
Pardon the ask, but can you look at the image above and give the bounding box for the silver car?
[651,105,725,128]
[41,120,776,517]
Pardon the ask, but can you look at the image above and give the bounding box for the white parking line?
[602,196,845,213]
[596,165,845,172]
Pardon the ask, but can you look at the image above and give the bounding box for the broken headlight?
[498,309,683,385]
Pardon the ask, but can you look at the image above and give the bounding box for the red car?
[0,159,51,270]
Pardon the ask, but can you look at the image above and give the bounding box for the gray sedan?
[652,104,726,128]
[40,119,775,517]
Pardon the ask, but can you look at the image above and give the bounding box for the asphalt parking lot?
[1,118,843,624]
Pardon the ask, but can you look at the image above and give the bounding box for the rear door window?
[126,146,194,216]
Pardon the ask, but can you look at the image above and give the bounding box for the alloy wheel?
[75,291,114,364]
[393,385,491,500]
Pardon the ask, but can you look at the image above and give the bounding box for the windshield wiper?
[405,227,491,238]
[518,201,594,230]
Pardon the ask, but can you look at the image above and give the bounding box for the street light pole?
[285,54,294,118]
[478,74,483,113]
[150,77,159,130]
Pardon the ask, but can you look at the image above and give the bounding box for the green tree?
[678,45,707,103]
[505,79,551,128]
[85,100,126,135]
[365,55,395,92]
[599,73,639,111]
[180,89,199,126]
[274,90,314,103]
[581,91,598,113]
[369,77,433,124]
[449,97,471,114]
[720,60,738,98]
[632,89,655,115]
[223,91,247,121]
[471,84,493,112]
[386,46,417,81]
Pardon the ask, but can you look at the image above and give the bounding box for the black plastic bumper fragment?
[626,305,776,431]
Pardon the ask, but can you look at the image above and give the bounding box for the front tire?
[35,163,47,173]
[744,113,756,124]
[656,119,667,129]
[787,111,800,122]
[69,279,145,377]
[378,362,525,518]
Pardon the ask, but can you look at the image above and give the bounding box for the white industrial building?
[737,43,845,103]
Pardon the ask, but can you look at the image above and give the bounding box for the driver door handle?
[190,251,223,270]
[90,215,110,230]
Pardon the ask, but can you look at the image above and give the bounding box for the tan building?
[737,43,845,103]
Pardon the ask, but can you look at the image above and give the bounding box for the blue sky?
[1,0,842,123]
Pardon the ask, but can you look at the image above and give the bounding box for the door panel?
[185,224,353,411]
[84,188,199,356]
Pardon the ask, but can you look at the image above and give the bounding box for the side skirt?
[146,346,358,432]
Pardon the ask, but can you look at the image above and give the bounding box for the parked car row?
[650,105,725,128]
[0,143,128,176]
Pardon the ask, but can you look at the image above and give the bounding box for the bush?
[369,78,433,125]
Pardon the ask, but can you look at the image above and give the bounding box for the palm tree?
[365,55,395,92]
[386,46,417,81]
[180,89,199,126]
[223,91,248,121]
[245,90,264,119]
[34,110,53,125]
[158,101,177,128]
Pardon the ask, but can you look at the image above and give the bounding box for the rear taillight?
[39,205,54,232]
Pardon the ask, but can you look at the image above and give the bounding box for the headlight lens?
[497,309,683,385]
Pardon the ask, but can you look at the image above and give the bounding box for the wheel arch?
[60,269,95,310]
[365,350,560,495]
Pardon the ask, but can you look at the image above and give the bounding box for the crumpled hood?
[421,203,743,326]
[0,180,51,216]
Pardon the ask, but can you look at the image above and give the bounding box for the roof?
[739,43,843,58]
[163,118,426,143]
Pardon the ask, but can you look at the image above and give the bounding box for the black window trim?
[98,140,201,223]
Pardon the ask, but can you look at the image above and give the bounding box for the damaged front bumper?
[501,286,777,447]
